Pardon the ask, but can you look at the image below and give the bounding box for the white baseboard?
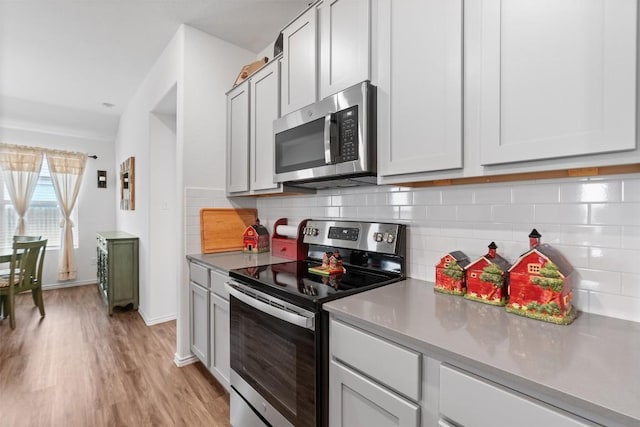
[174,352,198,367]
[139,308,177,326]
[42,280,96,291]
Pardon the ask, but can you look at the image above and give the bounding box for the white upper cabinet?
[319,0,371,99]
[377,0,463,177]
[281,5,318,116]
[250,61,280,192]
[226,83,250,193]
[475,0,638,165]
[281,0,372,116]
[226,60,289,196]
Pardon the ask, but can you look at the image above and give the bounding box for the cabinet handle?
[324,113,334,164]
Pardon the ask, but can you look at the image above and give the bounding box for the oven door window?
[275,117,327,173]
[230,296,316,427]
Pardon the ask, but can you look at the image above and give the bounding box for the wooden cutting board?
[200,208,257,254]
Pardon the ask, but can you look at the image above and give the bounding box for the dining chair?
[0,239,47,329]
[0,235,42,277]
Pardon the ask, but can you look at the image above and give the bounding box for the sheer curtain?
[0,143,44,235]
[45,149,86,281]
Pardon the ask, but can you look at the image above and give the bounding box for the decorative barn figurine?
[464,242,511,306]
[435,251,470,295]
[242,218,270,253]
[309,251,345,276]
[506,229,576,325]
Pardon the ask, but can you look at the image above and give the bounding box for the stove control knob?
[312,228,319,236]
[386,234,395,243]
[374,232,384,242]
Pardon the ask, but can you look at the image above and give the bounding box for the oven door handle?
[226,281,316,331]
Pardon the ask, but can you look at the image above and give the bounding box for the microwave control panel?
[336,106,359,163]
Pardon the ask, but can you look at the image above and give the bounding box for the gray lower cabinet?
[96,231,139,315]
[189,281,209,364]
[330,319,421,427]
[188,260,231,392]
[330,360,420,427]
[209,268,230,389]
[329,318,596,427]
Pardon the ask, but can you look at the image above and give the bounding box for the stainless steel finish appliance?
[273,81,376,189]
[227,220,406,427]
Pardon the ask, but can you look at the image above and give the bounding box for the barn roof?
[466,253,511,272]
[246,224,269,236]
[508,243,574,276]
[445,251,470,269]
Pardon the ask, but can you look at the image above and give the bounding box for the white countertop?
[323,278,640,426]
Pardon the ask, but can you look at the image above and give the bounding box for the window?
[527,263,541,274]
[0,161,79,249]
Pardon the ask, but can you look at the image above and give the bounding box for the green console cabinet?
[96,231,139,315]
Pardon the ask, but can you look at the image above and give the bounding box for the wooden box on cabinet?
[96,231,139,315]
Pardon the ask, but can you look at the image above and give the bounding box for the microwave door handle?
[226,282,316,331]
[324,114,333,164]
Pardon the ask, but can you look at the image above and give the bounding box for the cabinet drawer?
[210,268,229,300]
[190,262,209,288]
[440,365,593,427]
[330,319,421,401]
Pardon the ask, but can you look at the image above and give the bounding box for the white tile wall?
[184,187,256,254]
[254,173,640,323]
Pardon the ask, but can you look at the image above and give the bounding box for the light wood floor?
[0,285,231,427]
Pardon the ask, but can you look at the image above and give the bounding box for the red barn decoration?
[242,219,270,253]
[506,229,576,325]
[309,250,346,276]
[464,242,511,306]
[435,251,470,295]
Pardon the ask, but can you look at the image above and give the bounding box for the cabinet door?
[189,282,209,365]
[110,239,137,304]
[281,5,317,116]
[210,293,230,390]
[226,83,250,193]
[250,61,281,192]
[475,0,637,165]
[330,361,420,427]
[319,0,371,99]
[377,0,463,176]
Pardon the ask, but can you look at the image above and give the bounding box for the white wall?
[148,110,177,324]
[176,25,255,361]
[114,27,183,325]
[115,24,255,360]
[257,173,640,323]
[0,124,116,288]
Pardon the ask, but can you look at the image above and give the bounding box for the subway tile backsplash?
[184,176,640,323]
[254,174,640,323]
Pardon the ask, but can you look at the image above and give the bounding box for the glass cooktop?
[228,260,401,311]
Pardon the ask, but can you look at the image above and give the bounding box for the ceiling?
[0,0,309,139]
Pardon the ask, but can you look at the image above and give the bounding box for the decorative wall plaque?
[120,156,135,210]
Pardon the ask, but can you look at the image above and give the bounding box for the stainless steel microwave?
[273,81,376,189]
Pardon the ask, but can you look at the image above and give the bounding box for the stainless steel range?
[226,220,406,427]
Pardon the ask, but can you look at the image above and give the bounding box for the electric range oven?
[226,220,406,427]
